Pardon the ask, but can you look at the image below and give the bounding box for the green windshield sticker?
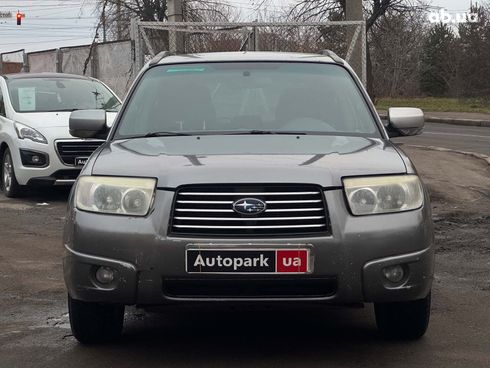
[166,67,206,73]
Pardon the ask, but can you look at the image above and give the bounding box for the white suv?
[0,73,120,197]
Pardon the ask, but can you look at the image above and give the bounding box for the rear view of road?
[393,123,490,156]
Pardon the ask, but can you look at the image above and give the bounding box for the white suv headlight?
[14,122,48,144]
[75,176,157,216]
[343,175,424,215]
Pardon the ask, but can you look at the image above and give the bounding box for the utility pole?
[167,0,184,53]
[345,0,363,79]
[116,0,122,40]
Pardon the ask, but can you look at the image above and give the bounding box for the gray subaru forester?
[63,51,434,344]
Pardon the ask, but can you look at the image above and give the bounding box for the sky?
[0,0,479,57]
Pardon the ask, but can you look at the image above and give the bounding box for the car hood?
[14,111,118,129]
[91,135,407,188]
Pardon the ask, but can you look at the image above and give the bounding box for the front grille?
[56,140,104,166]
[170,184,330,237]
[163,278,337,298]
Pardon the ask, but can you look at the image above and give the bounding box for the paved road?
[392,122,490,155]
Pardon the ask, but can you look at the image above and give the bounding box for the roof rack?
[320,50,344,65]
[148,50,174,66]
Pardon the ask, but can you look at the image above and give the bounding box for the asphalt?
[422,111,490,125]
[392,122,490,156]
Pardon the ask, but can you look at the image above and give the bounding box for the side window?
[0,85,5,116]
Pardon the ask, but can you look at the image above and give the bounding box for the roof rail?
[320,50,344,65]
[149,50,173,66]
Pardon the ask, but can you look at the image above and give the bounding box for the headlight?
[14,122,48,144]
[343,175,423,215]
[75,176,156,216]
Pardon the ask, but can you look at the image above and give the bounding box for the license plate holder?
[186,248,311,274]
[74,157,88,166]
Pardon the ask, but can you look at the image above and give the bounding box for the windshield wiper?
[226,130,307,135]
[144,131,194,137]
[116,130,308,140]
[40,108,79,112]
[116,131,194,140]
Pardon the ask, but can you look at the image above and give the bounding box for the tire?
[1,147,22,198]
[68,294,125,344]
[375,292,431,339]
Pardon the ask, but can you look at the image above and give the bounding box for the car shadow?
[0,186,71,205]
[66,304,420,367]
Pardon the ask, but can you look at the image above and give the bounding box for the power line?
[0,37,91,46]
[0,0,96,5]
[0,33,93,37]
[20,16,97,19]
[0,24,93,29]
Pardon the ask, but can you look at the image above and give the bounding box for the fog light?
[382,265,405,283]
[95,266,115,284]
[19,149,48,167]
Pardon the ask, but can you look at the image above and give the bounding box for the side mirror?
[69,110,108,139]
[386,107,424,137]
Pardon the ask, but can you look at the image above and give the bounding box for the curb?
[406,144,490,166]
[377,112,490,127]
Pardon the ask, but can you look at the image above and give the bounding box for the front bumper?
[26,169,81,186]
[63,189,434,305]
[12,138,98,186]
[12,149,79,186]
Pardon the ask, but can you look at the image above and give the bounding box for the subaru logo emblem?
[233,198,266,215]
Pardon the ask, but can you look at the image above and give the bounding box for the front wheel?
[68,294,125,344]
[2,148,23,198]
[375,292,431,339]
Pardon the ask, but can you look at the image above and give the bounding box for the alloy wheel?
[2,152,13,193]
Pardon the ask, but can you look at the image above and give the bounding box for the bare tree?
[371,9,427,97]
[96,0,236,41]
[289,0,426,30]
[288,0,428,95]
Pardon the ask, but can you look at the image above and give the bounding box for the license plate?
[186,249,311,274]
[74,157,88,166]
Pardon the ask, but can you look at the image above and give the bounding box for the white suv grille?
[56,140,105,166]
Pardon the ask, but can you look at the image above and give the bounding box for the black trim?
[25,169,81,186]
[157,185,342,192]
[322,186,342,191]
[157,187,177,191]
[19,149,49,168]
[163,277,337,298]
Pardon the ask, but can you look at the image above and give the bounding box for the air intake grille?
[56,140,104,166]
[163,278,337,298]
[170,184,330,237]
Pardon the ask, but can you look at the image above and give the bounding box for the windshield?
[8,77,121,113]
[115,62,379,138]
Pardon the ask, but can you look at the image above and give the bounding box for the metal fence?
[0,40,133,98]
[0,49,26,74]
[0,20,367,97]
[131,20,367,85]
